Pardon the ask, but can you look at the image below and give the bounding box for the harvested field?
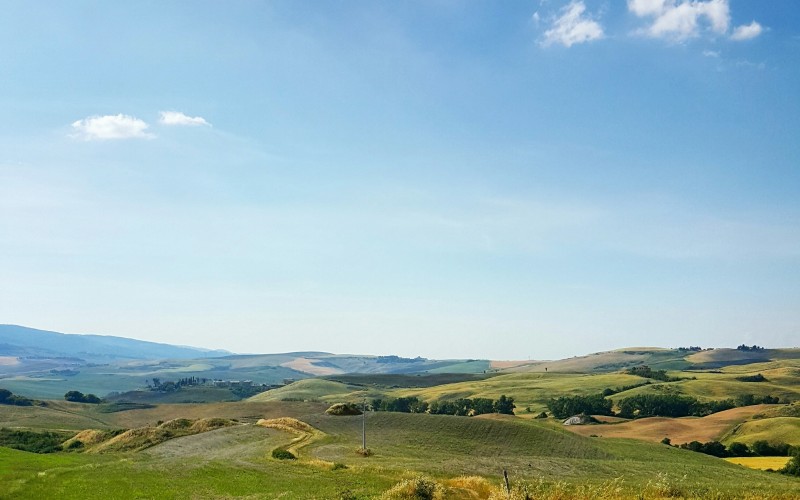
[565,405,776,444]
[725,456,792,471]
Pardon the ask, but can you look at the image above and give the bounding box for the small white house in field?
[563,414,593,425]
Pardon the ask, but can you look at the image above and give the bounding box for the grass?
[394,372,647,412]
[249,379,367,403]
[0,446,396,499]
[722,416,800,446]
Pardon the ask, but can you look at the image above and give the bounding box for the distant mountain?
[0,324,230,361]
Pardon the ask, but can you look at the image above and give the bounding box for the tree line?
[548,392,786,420]
[0,388,35,407]
[370,395,515,416]
[672,438,796,460]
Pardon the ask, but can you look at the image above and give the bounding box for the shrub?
[0,428,72,453]
[332,462,348,470]
[781,451,800,477]
[271,448,296,460]
[355,447,373,457]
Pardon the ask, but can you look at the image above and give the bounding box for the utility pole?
[361,398,367,450]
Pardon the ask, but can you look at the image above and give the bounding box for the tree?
[64,391,86,402]
[494,395,516,415]
[83,394,102,404]
[549,394,613,419]
[64,390,101,404]
[728,442,751,457]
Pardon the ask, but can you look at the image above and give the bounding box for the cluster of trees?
[626,366,683,382]
[737,344,765,351]
[375,355,426,364]
[371,395,515,416]
[677,346,703,352]
[548,391,786,420]
[617,394,736,418]
[672,438,797,459]
[735,373,768,383]
[64,391,101,404]
[0,428,69,454]
[735,393,781,406]
[548,394,613,419]
[0,389,34,407]
[146,377,209,392]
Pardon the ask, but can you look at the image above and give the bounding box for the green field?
[722,417,800,446]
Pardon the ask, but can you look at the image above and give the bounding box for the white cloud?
[702,49,720,57]
[542,1,604,48]
[731,21,763,41]
[159,111,211,127]
[71,114,154,141]
[628,0,731,41]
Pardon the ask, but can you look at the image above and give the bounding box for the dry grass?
[255,417,315,434]
[255,417,325,457]
[381,474,445,500]
[280,356,343,376]
[444,476,493,498]
[84,418,237,453]
[61,429,110,449]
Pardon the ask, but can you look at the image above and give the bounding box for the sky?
[1,1,799,360]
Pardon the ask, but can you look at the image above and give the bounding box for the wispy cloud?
[71,114,154,141]
[730,21,763,41]
[159,111,211,127]
[628,0,730,41]
[542,1,604,48]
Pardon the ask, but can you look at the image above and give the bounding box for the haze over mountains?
[0,324,230,361]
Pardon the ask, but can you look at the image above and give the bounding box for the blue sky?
[1,1,799,359]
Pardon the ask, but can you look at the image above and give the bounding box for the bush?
[0,428,72,453]
[271,448,296,460]
[332,462,348,470]
[356,447,373,457]
[781,451,800,477]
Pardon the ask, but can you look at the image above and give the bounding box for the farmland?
[2,345,800,498]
